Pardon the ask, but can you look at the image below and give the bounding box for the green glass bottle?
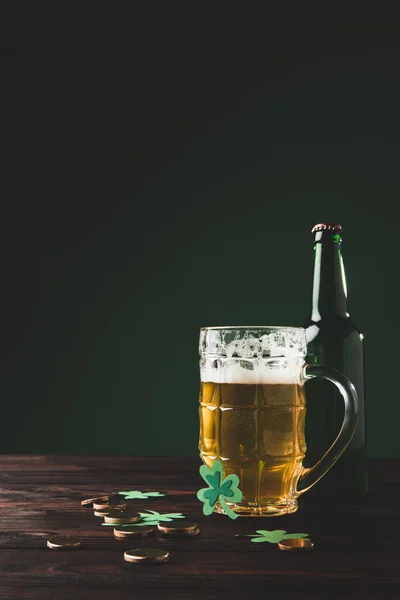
[304,223,367,501]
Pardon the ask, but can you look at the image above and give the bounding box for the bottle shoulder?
[304,316,365,355]
[304,315,363,337]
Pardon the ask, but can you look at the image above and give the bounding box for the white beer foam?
[199,328,307,360]
[200,358,301,385]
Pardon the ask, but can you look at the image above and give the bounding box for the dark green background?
[2,6,399,457]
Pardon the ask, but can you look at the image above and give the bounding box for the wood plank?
[0,456,399,599]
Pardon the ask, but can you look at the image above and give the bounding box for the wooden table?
[0,456,399,599]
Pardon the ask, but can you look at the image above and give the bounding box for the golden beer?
[199,381,306,515]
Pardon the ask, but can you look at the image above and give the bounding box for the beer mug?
[198,326,359,516]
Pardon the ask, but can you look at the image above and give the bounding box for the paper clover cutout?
[118,490,165,499]
[236,530,310,543]
[197,459,242,520]
[102,510,186,527]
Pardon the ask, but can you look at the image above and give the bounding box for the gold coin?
[94,506,117,517]
[124,548,170,564]
[114,526,155,539]
[93,498,128,511]
[278,538,314,551]
[47,536,82,550]
[104,510,141,524]
[94,505,130,517]
[157,521,200,536]
[81,495,110,507]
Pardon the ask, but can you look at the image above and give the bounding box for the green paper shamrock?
[118,490,165,499]
[139,510,185,523]
[197,459,242,520]
[101,510,185,527]
[236,530,310,543]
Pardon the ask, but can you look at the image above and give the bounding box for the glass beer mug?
[198,327,359,516]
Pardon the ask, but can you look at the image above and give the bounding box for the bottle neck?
[310,231,348,321]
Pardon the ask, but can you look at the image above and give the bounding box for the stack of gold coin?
[124,548,170,564]
[103,510,141,524]
[114,526,155,539]
[157,520,200,536]
[93,496,129,510]
[47,536,82,550]
[94,499,129,512]
[94,506,118,517]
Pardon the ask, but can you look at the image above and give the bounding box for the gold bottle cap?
[278,538,314,551]
[103,510,141,524]
[157,520,200,536]
[311,223,342,233]
[124,548,170,564]
[114,526,155,539]
[47,535,82,550]
[81,495,110,507]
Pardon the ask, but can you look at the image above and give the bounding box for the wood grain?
[0,456,399,599]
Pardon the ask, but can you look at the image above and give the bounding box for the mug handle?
[296,363,359,495]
